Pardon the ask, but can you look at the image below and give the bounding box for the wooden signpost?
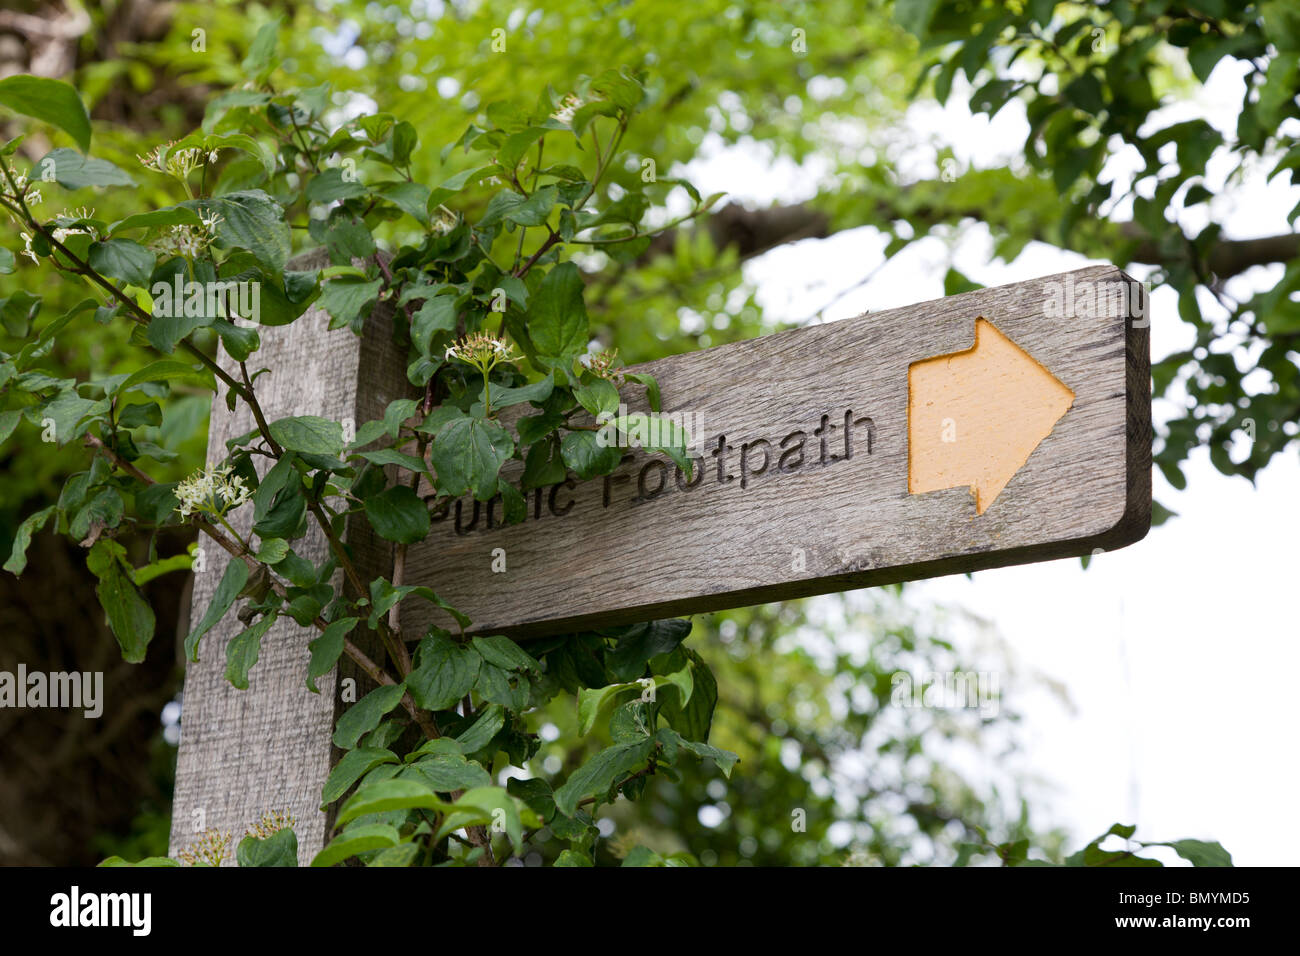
[170,260,1150,861]
[404,263,1151,639]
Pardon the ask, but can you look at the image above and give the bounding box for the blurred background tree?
[3,0,1288,864]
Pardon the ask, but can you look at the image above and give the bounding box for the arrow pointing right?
[908,317,1075,515]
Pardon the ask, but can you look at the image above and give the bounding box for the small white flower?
[551,93,583,124]
[138,142,208,180]
[175,463,252,519]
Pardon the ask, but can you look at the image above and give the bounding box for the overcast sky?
[679,56,1299,865]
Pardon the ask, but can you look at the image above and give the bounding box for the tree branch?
[644,199,1298,282]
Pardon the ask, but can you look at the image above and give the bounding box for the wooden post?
[168,249,414,864]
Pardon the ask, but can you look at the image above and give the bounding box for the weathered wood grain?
[168,249,413,864]
[404,264,1151,639]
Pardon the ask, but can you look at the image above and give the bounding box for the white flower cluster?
[6,169,41,207]
[152,210,224,259]
[431,205,458,236]
[137,142,217,180]
[19,207,96,264]
[174,463,252,518]
[444,331,519,368]
[551,93,584,124]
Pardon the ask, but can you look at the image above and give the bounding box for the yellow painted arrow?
[908,318,1075,515]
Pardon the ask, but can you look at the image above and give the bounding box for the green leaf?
[553,738,655,816]
[224,613,278,689]
[1151,839,1233,867]
[429,416,514,500]
[108,206,204,236]
[367,579,470,631]
[522,437,566,489]
[354,448,427,473]
[573,378,620,417]
[590,70,644,111]
[333,682,407,749]
[481,372,554,410]
[654,668,695,720]
[324,217,375,264]
[185,559,250,662]
[97,856,180,867]
[416,405,468,437]
[310,823,400,867]
[607,619,692,681]
[528,262,588,366]
[404,753,491,792]
[336,778,453,826]
[1064,73,1104,114]
[4,505,55,574]
[471,635,539,672]
[506,776,557,821]
[252,453,296,521]
[444,786,523,854]
[476,661,529,710]
[251,540,293,570]
[182,190,291,276]
[657,727,738,778]
[455,703,505,753]
[893,0,940,39]
[117,401,162,429]
[38,394,105,446]
[39,149,135,189]
[118,359,215,393]
[364,485,431,544]
[88,540,155,663]
[268,415,345,457]
[0,75,91,151]
[317,275,383,331]
[612,413,692,471]
[307,616,358,693]
[320,747,399,806]
[136,483,179,524]
[305,168,367,202]
[89,239,155,287]
[479,187,556,228]
[560,429,622,480]
[577,681,641,736]
[236,828,298,867]
[251,480,307,541]
[622,845,664,867]
[242,18,282,76]
[252,535,288,564]
[69,487,123,541]
[659,648,717,742]
[366,843,421,866]
[379,180,431,222]
[427,165,490,207]
[407,631,481,711]
[130,551,192,586]
[554,849,593,866]
[497,125,549,172]
[0,290,41,337]
[411,295,457,356]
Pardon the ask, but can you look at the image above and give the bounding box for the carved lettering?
[439,407,874,534]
